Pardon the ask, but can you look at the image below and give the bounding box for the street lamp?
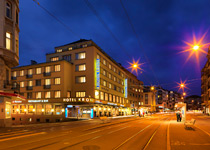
[128,59,143,75]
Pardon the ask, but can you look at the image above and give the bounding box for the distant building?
[156,87,168,111]
[185,95,202,110]
[201,47,210,114]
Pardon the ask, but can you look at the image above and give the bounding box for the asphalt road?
[0,113,210,150]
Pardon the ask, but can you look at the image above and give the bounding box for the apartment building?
[0,0,22,127]
[11,39,144,124]
[201,47,210,114]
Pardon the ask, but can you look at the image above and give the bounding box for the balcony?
[43,85,51,89]
[26,74,33,78]
[4,80,20,92]
[26,86,33,90]
[43,72,51,76]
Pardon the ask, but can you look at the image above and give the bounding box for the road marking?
[195,125,210,137]
[0,132,46,142]
[0,130,29,136]
[167,120,171,150]
[108,126,128,134]
[0,131,35,138]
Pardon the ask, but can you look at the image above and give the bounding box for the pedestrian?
[179,113,182,122]
[176,111,180,122]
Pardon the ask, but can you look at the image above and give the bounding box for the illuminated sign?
[95,59,100,89]
[107,102,117,106]
[63,98,94,103]
[91,108,94,118]
[124,78,128,98]
[12,100,22,103]
[67,105,73,108]
[28,100,48,103]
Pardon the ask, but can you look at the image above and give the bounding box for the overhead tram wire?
[33,0,80,39]
[120,0,160,86]
[83,0,131,59]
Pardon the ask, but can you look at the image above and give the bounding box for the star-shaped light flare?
[128,59,143,75]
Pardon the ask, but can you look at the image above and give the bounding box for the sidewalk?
[169,120,210,150]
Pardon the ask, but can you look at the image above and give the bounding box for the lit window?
[55,65,60,72]
[55,91,61,98]
[55,78,60,85]
[103,70,106,76]
[12,71,16,77]
[97,54,100,59]
[45,79,51,85]
[116,96,119,103]
[76,92,86,97]
[109,94,112,102]
[95,90,99,99]
[76,76,86,83]
[6,2,12,18]
[103,59,106,65]
[82,44,87,48]
[67,91,71,97]
[57,49,62,53]
[45,91,51,98]
[113,95,116,102]
[28,81,33,86]
[108,73,111,79]
[105,93,108,101]
[20,82,24,87]
[100,92,104,100]
[50,57,59,62]
[45,66,50,73]
[109,64,111,69]
[103,80,107,87]
[20,70,24,76]
[113,67,116,72]
[6,32,11,50]
[75,64,86,71]
[109,83,112,89]
[114,76,116,81]
[28,69,33,75]
[36,68,41,74]
[36,92,41,99]
[68,47,73,50]
[76,52,86,60]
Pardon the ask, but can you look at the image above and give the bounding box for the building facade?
[184,95,202,110]
[11,39,144,124]
[0,0,22,127]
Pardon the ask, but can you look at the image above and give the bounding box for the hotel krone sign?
[63,98,94,103]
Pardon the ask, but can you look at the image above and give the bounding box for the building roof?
[186,95,201,99]
[54,39,90,48]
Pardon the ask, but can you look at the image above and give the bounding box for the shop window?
[20,105,26,113]
[55,105,62,115]
[46,104,52,115]
[28,105,35,113]
[5,102,11,118]
[95,90,99,99]
[12,105,18,114]
[36,104,43,115]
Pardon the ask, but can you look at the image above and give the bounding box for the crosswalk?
[0,129,46,142]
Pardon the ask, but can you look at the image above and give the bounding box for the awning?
[0,92,26,101]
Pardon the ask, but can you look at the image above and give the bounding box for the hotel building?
[11,39,144,124]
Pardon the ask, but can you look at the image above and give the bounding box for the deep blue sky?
[19,0,210,96]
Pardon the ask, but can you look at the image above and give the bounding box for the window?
[103,59,106,65]
[76,92,86,97]
[109,83,112,89]
[45,66,50,73]
[109,64,111,69]
[55,105,62,115]
[116,96,119,103]
[28,80,33,86]
[20,105,26,114]
[45,104,53,115]
[109,94,112,102]
[55,65,60,72]
[105,93,108,101]
[55,91,61,98]
[82,44,87,48]
[103,70,106,76]
[108,73,111,79]
[5,102,11,118]
[28,69,32,75]
[36,92,41,99]
[20,70,24,76]
[36,104,43,115]
[36,79,41,86]
[68,47,73,50]
[95,90,99,99]
[16,39,19,56]
[36,68,41,74]
[27,92,32,99]
[113,67,116,72]
[114,76,116,81]
[45,91,51,98]
[145,94,148,104]
[103,80,107,87]
[55,78,60,85]
[96,54,100,59]
[57,49,62,52]
[76,76,86,83]
[97,92,103,101]
[67,91,71,97]
[12,71,16,77]
[50,57,59,62]
[28,105,35,113]
[16,11,18,24]
[6,2,12,18]
[45,79,51,85]
[75,64,86,71]
[20,82,24,88]
[6,32,11,50]
[76,52,86,59]
[62,55,71,62]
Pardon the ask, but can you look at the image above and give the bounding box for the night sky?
[19,0,210,96]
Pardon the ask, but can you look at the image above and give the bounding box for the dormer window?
[56,49,62,53]
[6,2,12,19]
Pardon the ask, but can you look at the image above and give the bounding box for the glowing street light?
[128,59,143,75]
[176,80,188,92]
[183,92,186,96]
[193,45,199,51]
[150,86,155,91]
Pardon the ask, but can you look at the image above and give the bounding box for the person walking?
[176,111,180,122]
[179,113,182,122]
